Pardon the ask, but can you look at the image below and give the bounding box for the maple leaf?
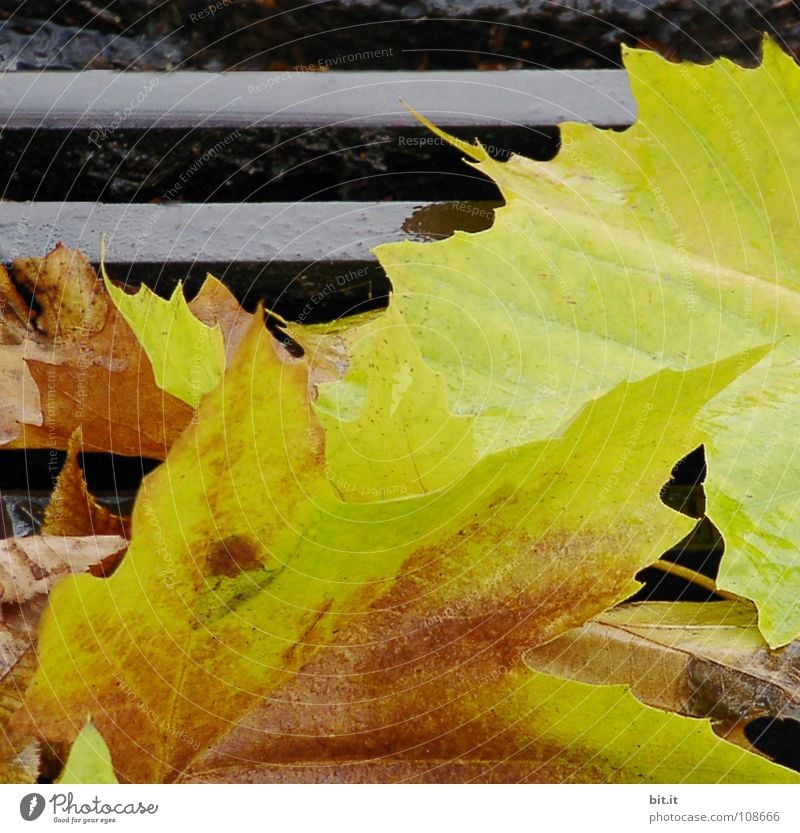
[42,428,128,540]
[572,40,800,649]
[101,261,226,407]
[368,41,800,647]
[57,722,118,785]
[0,245,191,457]
[298,305,476,499]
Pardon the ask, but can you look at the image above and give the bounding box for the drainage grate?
[0,67,634,311]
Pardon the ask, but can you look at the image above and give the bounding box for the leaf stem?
[649,559,745,603]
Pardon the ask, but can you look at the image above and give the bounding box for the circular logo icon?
[20,794,45,821]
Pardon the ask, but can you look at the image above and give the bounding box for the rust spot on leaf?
[205,535,262,578]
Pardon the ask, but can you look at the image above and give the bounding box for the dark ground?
[1,1,799,71]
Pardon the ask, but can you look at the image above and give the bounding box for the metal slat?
[0,69,635,130]
[0,200,497,313]
[0,201,451,264]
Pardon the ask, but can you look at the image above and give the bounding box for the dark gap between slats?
[0,125,558,203]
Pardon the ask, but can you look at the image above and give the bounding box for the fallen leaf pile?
[2,38,800,784]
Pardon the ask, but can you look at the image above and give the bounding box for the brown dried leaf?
[0,353,44,446]
[0,263,53,445]
[12,244,107,341]
[188,275,253,362]
[42,429,129,539]
[0,245,192,457]
[0,533,122,784]
[1,598,44,700]
[524,601,800,744]
[1,598,46,766]
[1,247,249,458]
[0,737,41,784]
[0,265,32,339]
[21,357,191,458]
[2,600,56,783]
[0,535,126,607]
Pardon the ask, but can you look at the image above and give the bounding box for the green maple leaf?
[57,722,118,785]
[363,40,800,647]
[304,305,476,499]
[102,260,225,407]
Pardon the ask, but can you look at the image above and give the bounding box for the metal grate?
[0,67,633,315]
